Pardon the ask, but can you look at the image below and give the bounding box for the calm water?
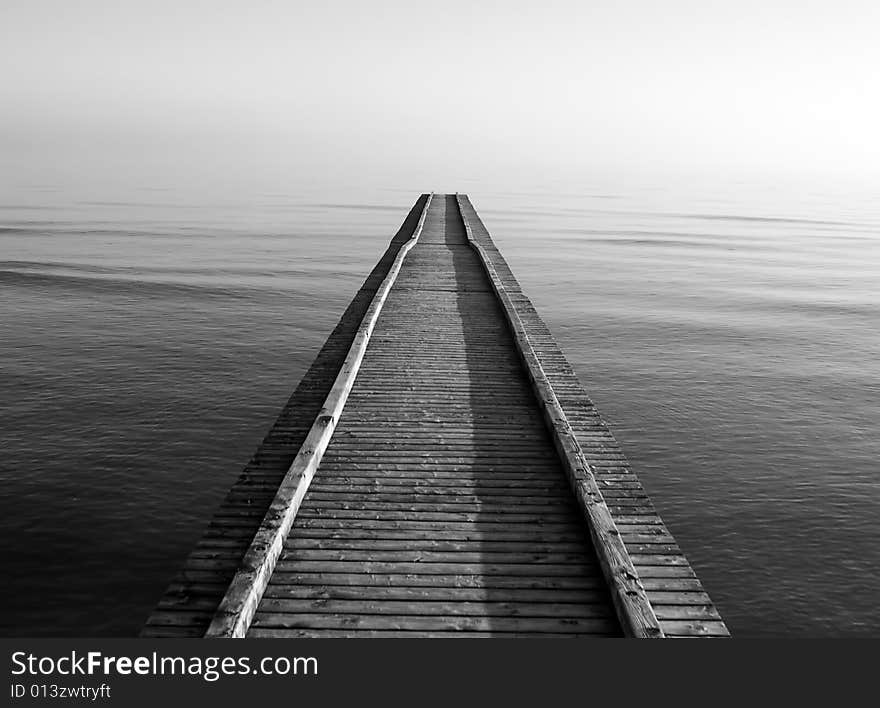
[2,178,878,637]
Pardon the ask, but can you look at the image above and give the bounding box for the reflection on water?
[1,179,878,636]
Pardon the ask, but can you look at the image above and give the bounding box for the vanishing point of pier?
[144,194,728,638]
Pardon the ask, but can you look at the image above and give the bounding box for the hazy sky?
[2,1,879,192]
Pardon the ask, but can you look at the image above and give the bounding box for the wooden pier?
[144,194,728,638]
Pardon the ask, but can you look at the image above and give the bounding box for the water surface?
[2,179,878,637]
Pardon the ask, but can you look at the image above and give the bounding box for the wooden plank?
[260,586,606,603]
[294,509,580,523]
[257,599,613,618]
[289,528,588,543]
[285,538,590,552]
[265,573,603,590]
[307,480,570,492]
[299,499,578,513]
[294,517,580,532]
[249,613,618,634]
[270,560,598,576]
[658,620,731,637]
[247,629,597,638]
[279,549,594,564]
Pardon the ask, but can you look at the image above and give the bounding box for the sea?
[2,175,878,637]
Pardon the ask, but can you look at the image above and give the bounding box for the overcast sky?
[2,1,878,192]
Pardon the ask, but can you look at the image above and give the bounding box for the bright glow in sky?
[2,0,879,191]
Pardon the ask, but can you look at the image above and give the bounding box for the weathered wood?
[256,599,614,618]
[279,549,594,564]
[249,613,618,634]
[260,585,604,603]
[203,193,435,638]
[237,195,621,637]
[264,573,603,590]
[246,629,593,638]
[146,193,727,639]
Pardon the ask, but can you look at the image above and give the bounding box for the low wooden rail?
[144,193,728,639]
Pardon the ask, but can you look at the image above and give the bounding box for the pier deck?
[144,194,728,638]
